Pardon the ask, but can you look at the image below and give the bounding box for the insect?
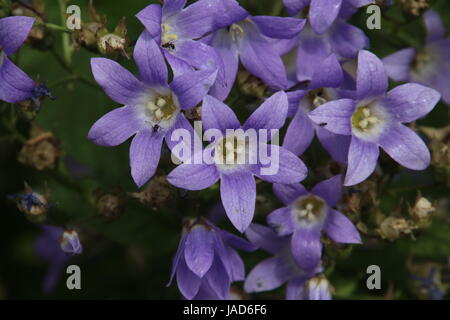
[162,42,175,51]
[152,124,161,132]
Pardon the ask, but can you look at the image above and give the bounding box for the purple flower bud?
[60,230,83,255]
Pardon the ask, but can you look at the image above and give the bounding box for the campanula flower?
[0,16,53,107]
[383,9,450,105]
[309,50,441,186]
[267,175,361,271]
[283,0,374,35]
[208,7,306,100]
[136,0,245,84]
[167,92,307,232]
[283,54,353,164]
[168,218,256,300]
[88,31,216,187]
[244,224,330,300]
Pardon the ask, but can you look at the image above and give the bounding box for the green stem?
[58,0,73,66]
[45,23,71,33]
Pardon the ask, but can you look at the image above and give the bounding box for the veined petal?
[316,127,351,165]
[291,228,322,271]
[424,9,446,43]
[344,136,379,186]
[356,50,388,100]
[205,256,231,300]
[329,19,369,59]
[91,58,144,105]
[176,258,202,300]
[273,183,308,206]
[0,16,35,55]
[87,106,143,147]
[310,54,343,89]
[267,207,294,236]
[245,223,289,254]
[135,4,162,39]
[202,95,240,133]
[252,16,305,39]
[382,48,416,82]
[378,123,430,171]
[382,83,440,123]
[134,31,167,86]
[168,162,220,190]
[130,130,164,187]
[283,109,315,156]
[308,99,355,135]
[244,257,291,293]
[325,209,361,244]
[184,227,215,278]
[309,0,342,35]
[243,91,288,131]
[220,171,256,233]
[0,56,35,103]
[287,90,308,118]
[162,0,187,18]
[311,175,342,207]
[283,0,310,16]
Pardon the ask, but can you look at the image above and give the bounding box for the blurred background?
[0,0,449,299]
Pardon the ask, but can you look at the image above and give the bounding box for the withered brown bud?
[94,188,126,221]
[399,0,429,16]
[409,195,435,222]
[128,175,173,209]
[377,217,417,241]
[18,125,61,171]
[238,70,267,98]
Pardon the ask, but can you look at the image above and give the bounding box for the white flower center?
[230,23,244,41]
[214,134,248,167]
[142,92,179,130]
[292,195,327,228]
[161,23,178,46]
[351,102,389,141]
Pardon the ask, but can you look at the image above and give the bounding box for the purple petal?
[287,90,308,117]
[286,277,308,300]
[130,130,164,187]
[209,30,239,101]
[283,109,315,156]
[220,171,256,233]
[311,175,342,207]
[243,91,288,131]
[382,83,440,123]
[296,28,331,81]
[0,56,35,103]
[325,209,361,244]
[344,137,379,186]
[162,0,186,18]
[382,48,416,82]
[167,234,187,286]
[239,22,288,89]
[252,16,305,39]
[291,228,322,271]
[219,229,257,252]
[283,0,310,16]
[245,223,289,254]
[309,0,342,35]
[205,257,231,300]
[176,258,202,300]
[184,227,215,277]
[164,51,193,78]
[329,19,369,59]
[165,113,195,153]
[253,144,308,184]
[88,106,143,147]
[91,58,144,105]
[273,183,308,205]
[356,50,388,100]
[133,31,167,86]
[168,162,219,190]
[202,95,240,133]
[226,247,245,281]
[267,207,294,236]
[244,257,291,293]
[310,54,343,89]
[135,4,162,39]
[316,127,351,165]
[170,68,217,110]
[0,16,35,55]
[424,9,445,43]
[308,99,355,135]
[378,124,430,170]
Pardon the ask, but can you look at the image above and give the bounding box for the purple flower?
[283,0,373,34]
[309,50,441,186]
[167,92,308,232]
[244,224,330,300]
[136,0,245,83]
[267,175,361,271]
[383,9,450,105]
[208,10,306,100]
[60,230,83,255]
[167,218,256,300]
[283,54,353,164]
[35,225,71,294]
[0,16,53,106]
[88,31,216,187]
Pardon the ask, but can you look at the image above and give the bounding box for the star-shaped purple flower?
[267,175,361,271]
[88,31,216,187]
[283,54,353,164]
[383,9,450,105]
[168,218,256,300]
[0,16,53,106]
[243,224,330,300]
[208,9,306,100]
[167,92,308,232]
[309,50,441,186]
